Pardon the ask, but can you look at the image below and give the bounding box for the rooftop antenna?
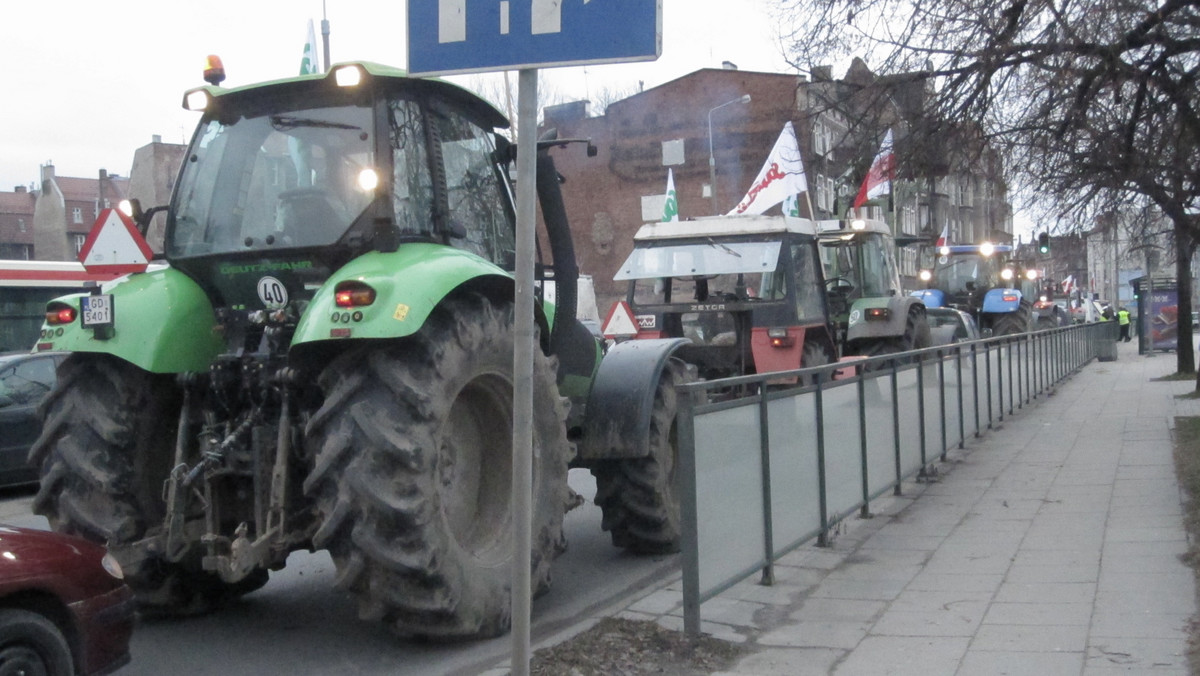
[321,1,331,73]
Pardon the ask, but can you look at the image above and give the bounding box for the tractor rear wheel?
[799,338,834,386]
[991,300,1032,336]
[304,293,570,639]
[29,354,268,614]
[593,359,689,554]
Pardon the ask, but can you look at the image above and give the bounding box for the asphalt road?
[0,469,678,676]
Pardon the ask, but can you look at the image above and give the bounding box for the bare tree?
[776,0,1200,377]
[460,73,567,140]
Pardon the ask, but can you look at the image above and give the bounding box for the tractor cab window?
[389,99,436,239]
[820,232,899,299]
[790,243,826,323]
[428,102,515,266]
[936,256,988,294]
[169,103,376,257]
[856,232,899,296]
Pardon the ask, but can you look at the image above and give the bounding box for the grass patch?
[1155,372,1197,382]
[1171,416,1200,674]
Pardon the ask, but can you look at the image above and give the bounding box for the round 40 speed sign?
[257,276,289,310]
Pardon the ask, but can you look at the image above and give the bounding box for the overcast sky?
[0,0,791,193]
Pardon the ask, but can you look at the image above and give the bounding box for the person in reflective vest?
[1117,307,1131,342]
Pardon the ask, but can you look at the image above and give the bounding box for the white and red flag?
[935,224,950,248]
[853,129,895,209]
[728,122,808,215]
[1061,275,1076,294]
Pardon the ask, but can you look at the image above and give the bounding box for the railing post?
[972,343,981,437]
[892,361,902,496]
[815,381,830,546]
[917,354,927,475]
[757,386,774,585]
[938,348,948,461]
[678,385,701,638]
[956,345,966,449]
[986,344,995,428]
[858,374,870,518]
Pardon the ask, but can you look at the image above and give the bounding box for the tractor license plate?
[81,294,114,327]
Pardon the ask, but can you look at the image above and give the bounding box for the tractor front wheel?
[593,359,690,554]
[29,354,267,614]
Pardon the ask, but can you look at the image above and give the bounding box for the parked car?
[926,307,981,344]
[0,351,67,487]
[0,525,134,674]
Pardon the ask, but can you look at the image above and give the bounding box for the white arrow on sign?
[440,0,599,42]
[77,208,154,274]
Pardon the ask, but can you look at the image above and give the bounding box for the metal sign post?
[511,68,538,674]
[406,3,661,672]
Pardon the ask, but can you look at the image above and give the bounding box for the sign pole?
[511,66,538,676]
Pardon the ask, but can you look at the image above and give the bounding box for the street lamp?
[707,94,751,215]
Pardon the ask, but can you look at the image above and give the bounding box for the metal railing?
[677,320,1119,636]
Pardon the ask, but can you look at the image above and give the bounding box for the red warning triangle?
[78,208,154,274]
[602,300,639,339]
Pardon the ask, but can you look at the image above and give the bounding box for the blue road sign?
[407,0,662,76]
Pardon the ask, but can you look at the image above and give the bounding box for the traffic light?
[1037,232,1050,254]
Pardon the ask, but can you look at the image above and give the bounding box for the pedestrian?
[1117,306,1131,342]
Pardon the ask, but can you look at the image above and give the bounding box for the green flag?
[662,168,679,222]
[301,19,319,75]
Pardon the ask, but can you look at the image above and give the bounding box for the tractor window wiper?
[270,115,362,131]
[706,238,742,257]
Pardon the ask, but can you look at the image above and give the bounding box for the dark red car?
[0,525,134,675]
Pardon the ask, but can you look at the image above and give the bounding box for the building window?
[18,218,25,232]
[72,207,83,224]
[73,234,86,255]
[0,243,31,259]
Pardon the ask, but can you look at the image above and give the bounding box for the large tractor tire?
[29,354,268,614]
[991,300,1033,336]
[303,293,570,640]
[592,359,690,554]
[799,338,834,386]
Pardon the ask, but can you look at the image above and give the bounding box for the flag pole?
[321,1,331,73]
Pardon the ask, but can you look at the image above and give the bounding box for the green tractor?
[29,62,687,639]
[816,219,931,357]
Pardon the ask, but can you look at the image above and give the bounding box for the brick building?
[0,136,184,262]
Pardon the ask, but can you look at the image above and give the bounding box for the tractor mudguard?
[292,244,516,345]
[36,266,223,373]
[981,287,1022,313]
[577,338,689,462]
[911,288,946,308]
[846,295,921,342]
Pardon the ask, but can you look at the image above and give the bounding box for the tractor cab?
[815,219,929,356]
[614,215,835,381]
[159,62,523,358]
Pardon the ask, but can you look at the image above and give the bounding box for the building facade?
[0,136,184,262]
[539,63,1014,309]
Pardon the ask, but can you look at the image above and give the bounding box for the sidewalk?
[620,338,1198,675]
